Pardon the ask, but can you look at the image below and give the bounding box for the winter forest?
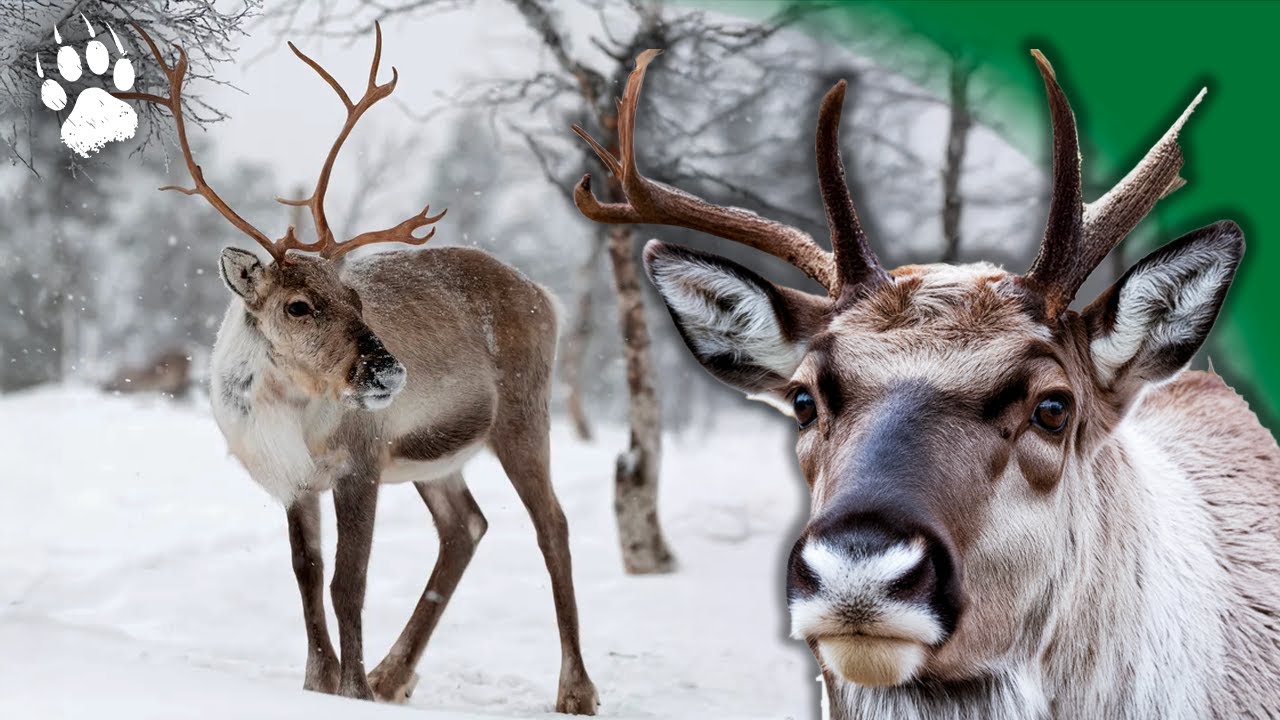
[0,1,1077,718]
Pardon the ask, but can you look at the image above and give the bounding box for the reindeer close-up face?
[573,49,1248,703]
[218,249,406,410]
[662,206,1240,689]
[776,261,1080,688]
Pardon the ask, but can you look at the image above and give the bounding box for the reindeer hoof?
[302,656,340,695]
[337,676,375,701]
[556,679,599,716]
[369,664,419,704]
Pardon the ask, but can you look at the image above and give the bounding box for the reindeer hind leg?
[369,472,487,703]
[490,416,599,716]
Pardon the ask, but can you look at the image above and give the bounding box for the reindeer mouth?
[793,605,945,688]
[812,633,930,687]
[352,391,395,410]
[792,600,944,687]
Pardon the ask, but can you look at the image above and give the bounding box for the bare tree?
[0,1,257,172]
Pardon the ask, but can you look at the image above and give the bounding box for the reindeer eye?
[1032,394,1071,433]
[793,390,817,429]
[285,300,312,318]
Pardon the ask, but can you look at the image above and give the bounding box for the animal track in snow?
[37,15,137,158]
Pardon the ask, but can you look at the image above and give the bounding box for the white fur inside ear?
[219,248,266,300]
[1091,241,1232,385]
[649,254,805,379]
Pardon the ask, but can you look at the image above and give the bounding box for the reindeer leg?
[369,472,487,703]
[287,493,339,694]
[330,473,379,700]
[492,428,599,716]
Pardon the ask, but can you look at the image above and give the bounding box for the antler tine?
[327,205,448,261]
[285,21,411,259]
[815,80,889,294]
[1082,88,1204,257]
[571,49,838,293]
[1022,50,1085,316]
[1023,50,1205,317]
[116,24,283,262]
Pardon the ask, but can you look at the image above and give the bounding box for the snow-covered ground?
[0,387,818,719]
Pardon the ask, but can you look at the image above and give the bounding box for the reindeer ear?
[644,240,829,396]
[219,247,269,302]
[1083,221,1243,390]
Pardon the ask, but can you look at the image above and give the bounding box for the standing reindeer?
[118,25,598,712]
[572,50,1279,718]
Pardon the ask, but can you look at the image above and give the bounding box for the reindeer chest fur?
[211,303,353,505]
[209,301,495,505]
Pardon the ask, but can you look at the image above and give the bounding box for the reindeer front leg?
[331,472,379,699]
[287,493,340,694]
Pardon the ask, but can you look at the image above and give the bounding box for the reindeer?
[117,25,598,712]
[102,347,192,398]
[571,50,1280,718]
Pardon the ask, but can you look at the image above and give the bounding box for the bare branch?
[509,122,578,205]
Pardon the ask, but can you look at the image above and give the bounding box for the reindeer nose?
[807,521,952,608]
[350,332,406,393]
[375,360,407,394]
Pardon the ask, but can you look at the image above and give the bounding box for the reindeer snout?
[787,511,964,687]
[345,332,407,410]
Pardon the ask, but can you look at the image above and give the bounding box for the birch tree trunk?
[593,31,676,574]
[605,222,675,574]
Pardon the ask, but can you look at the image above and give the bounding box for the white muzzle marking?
[789,539,945,687]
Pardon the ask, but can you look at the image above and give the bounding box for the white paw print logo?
[37,15,137,158]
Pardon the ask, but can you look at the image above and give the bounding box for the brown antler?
[119,23,444,263]
[116,23,284,261]
[815,80,890,293]
[571,50,885,297]
[1023,50,1204,317]
[276,22,445,260]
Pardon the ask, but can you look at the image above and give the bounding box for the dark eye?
[285,300,312,318]
[793,390,817,429]
[1032,394,1071,433]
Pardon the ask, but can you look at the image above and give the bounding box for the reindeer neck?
[1036,420,1225,717]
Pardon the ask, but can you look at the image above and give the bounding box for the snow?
[0,387,819,719]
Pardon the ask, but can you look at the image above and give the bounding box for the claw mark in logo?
[37,15,138,158]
